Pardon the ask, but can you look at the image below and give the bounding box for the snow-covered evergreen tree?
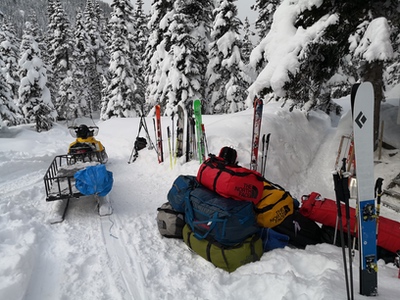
[84,0,109,112]
[133,0,149,111]
[241,17,254,65]
[162,0,212,115]
[252,0,280,41]
[206,0,249,114]
[144,0,175,111]
[0,20,20,101]
[46,0,72,119]
[101,0,141,119]
[58,11,89,120]
[18,21,56,132]
[0,43,20,127]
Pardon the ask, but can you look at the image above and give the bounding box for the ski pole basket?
[43,154,100,201]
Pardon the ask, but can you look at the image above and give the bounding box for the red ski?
[155,105,164,163]
[250,97,263,171]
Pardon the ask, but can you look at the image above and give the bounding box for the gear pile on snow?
[156,147,320,272]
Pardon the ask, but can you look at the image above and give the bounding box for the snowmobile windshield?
[68,117,100,137]
[68,125,99,138]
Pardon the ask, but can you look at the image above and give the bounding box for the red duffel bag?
[196,154,264,204]
[300,192,400,254]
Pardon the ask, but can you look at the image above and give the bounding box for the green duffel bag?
[182,224,263,272]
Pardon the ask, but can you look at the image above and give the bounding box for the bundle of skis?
[250,97,271,177]
[130,96,273,177]
[128,100,208,166]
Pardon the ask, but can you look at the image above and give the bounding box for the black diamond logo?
[355,112,367,128]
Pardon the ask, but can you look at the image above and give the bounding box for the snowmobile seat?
[68,142,101,164]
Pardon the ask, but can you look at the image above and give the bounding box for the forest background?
[1,0,400,149]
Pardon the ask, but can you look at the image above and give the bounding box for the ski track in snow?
[100,211,148,300]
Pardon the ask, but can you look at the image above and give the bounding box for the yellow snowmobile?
[68,124,108,164]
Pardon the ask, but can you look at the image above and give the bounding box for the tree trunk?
[359,60,384,151]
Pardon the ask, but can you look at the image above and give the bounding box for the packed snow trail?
[100,209,148,300]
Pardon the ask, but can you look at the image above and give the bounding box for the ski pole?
[341,160,354,300]
[375,178,384,242]
[260,134,265,176]
[262,133,271,177]
[201,124,209,157]
[333,158,354,300]
[171,113,175,156]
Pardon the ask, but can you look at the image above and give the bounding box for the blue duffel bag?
[167,175,199,212]
[185,186,260,246]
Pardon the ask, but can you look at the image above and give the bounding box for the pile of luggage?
[157,147,321,272]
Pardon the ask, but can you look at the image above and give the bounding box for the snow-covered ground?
[1,96,400,300]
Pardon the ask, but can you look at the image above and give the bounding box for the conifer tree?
[0,20,20,101]
[58,11,89,120]
[252,0,280,41]
[241,17,254,65]
[18,21,56,132]
[46,0,73,119]
[101,0,142,119]
[84,0,109,112]
[0,40,20,127]
[206,0,249,114]
[144,0,175,110]
[163,0,212,115]
[133,0,149,111]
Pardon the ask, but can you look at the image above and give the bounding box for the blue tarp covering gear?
[74,164,113,197]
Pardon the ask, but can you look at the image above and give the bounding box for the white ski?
[352,81,377,296]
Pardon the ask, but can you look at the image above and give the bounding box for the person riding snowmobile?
[68,124,108,163]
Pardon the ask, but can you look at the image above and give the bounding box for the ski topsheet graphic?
[250,97,263,171]
[352,82,377,296]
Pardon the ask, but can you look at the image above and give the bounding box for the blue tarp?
[74,164,113,197]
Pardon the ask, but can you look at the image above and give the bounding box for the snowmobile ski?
[352,82,377,296]
[49,198,70,224]
[155,105,164,163]
[97,195,113,216]
[250,97,263,171]
[193,99,206,163]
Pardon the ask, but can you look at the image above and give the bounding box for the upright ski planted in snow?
[193,99,206,163]
[155,105,164,163]
[186,104,195,163]
[352,82,377,296]
[175,103,185,164]
[250,97,263,171]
